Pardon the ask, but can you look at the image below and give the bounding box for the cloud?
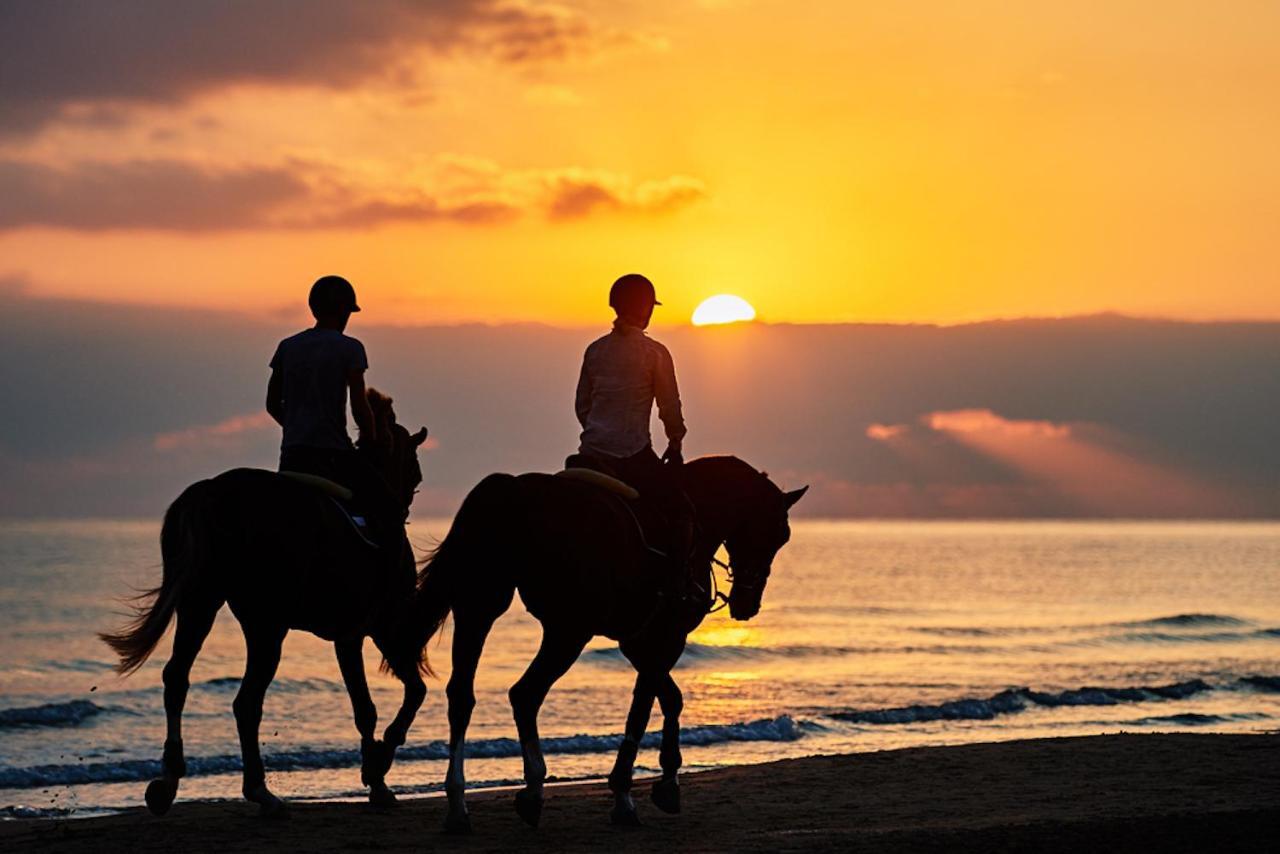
[544,172,707,220]
[0,157,705,232]
[866,423,908,441]
[154,412,275,453]
[0,1,656,136]
[0,159,305,231]
[3,303,1275,519]
[926,409,1072,439]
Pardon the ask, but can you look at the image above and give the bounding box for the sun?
[692,294,757,326]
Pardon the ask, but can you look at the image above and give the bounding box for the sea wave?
[1107,628,1280,645]
[0,715,803,790]
[0,700,109,730]
[828,679,1217,725]
[1113,614,1250,628]
[582,641,1000,666]
[1240,675,1280,692]
[1126,712,1269,727]
[193,675,346,694]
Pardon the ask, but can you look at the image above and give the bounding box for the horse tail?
[413,473,519,677]
[100,480,218,676]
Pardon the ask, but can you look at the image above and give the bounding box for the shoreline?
[3,733,1277,852]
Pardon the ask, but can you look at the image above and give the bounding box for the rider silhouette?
[266,276,384,514]
[568,273,695,597]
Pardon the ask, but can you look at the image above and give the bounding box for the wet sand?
[4,733,1277,852]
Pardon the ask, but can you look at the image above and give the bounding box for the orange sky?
[2,1,1278,326]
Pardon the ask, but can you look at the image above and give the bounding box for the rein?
[706,553,732,614]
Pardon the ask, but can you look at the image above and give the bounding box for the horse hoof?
[368,782,398,809]
[610,803,642,827]
[514,788,543,828]
[144,777,178,816]
[651,778,681,814]
[443,810,473,834]
[247,785,289,820]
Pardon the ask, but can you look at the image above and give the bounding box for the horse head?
[684,456,807,621]
[360,388,429,518]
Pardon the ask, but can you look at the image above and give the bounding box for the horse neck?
[683,463,750,561]
[356,445,407,523]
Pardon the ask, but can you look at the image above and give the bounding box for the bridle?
[706,553,732,613]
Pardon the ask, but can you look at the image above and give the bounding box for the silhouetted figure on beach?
[567,273,696,597]
[267,276,404,544]
[268,277,374,484]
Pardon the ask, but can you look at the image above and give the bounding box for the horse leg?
[234,628,287,817]
[650,672,684,814]
[508,628,591,828]
[334,638,394,808]
[442,612,497,833]
[145,599,220,816]
[608,671,658,826]
[373,660,424,773]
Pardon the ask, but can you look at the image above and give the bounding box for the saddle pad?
[280,470,354,502]
[556,467,640,500]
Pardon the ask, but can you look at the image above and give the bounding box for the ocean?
[1,519,1277,819]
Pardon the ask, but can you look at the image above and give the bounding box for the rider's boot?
[662,516,696,603]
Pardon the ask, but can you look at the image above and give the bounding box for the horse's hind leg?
[442,611,498,833]
[650,673,684,814]
[508,627,591,828]
[234,627,287,817]
[145,597,220,816]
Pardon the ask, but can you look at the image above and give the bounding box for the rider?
[569,273,695,599]
[266,275,384,516]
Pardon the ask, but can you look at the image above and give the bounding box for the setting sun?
[692,294,757,326]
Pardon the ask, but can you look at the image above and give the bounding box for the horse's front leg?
[371,653,426,798]
[650,672,684,814]
[334,638,398,808]
[608,671,658,826]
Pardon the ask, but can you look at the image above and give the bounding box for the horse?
[99,390,429,817]
[411,455,806,831]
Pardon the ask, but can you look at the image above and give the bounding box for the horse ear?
[784,485,808,509]
[412,427,429,447]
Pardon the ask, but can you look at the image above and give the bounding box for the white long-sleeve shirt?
[575,323,687,459]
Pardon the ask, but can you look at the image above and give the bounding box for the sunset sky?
[3,1,1279,326]
[2,2,1278,520]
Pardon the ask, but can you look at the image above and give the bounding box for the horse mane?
[687,454,783,496]
[366,387,395,434]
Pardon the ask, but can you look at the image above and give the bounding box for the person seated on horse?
[568,273,696,599]
[266,275,391,528]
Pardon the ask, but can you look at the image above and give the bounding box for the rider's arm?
[654,344,686,454]
[574,353,593,428]
[348,369,376,445]
[265,368,284,426]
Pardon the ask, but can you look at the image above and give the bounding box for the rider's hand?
[662,443,684,466]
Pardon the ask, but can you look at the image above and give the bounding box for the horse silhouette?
[413,455,806,830]
[100,390,429,817]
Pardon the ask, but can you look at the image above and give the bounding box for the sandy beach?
[4,733,1276,853]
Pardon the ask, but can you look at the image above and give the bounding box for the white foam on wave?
[0,714,804,790]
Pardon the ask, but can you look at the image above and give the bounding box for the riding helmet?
[309,275,361,315]
[608,273,662,310]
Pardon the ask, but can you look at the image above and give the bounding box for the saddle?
[555,467,669,559]
[279,470,378,548]
[556,467,640,500]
